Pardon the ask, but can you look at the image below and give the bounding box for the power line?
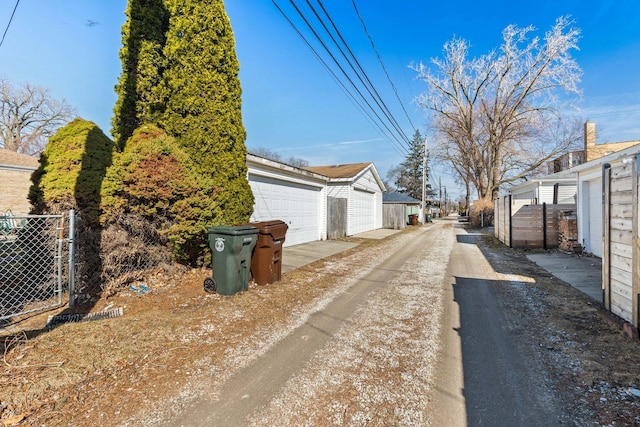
[313,0,412,148]
[271,0,407,157]
[351,0,417,132]
[289,0,409,152]
[0,0,20,48]
[272,1,412,155]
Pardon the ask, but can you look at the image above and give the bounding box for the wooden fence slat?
[493,197,576,249]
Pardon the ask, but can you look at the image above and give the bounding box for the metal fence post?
[57,215,65,306]
[68,209,76,307]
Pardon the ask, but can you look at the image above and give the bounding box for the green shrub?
[111,0,169,147]
[29,118,115,224]
[158,0,254,225]
[101,124,218,265]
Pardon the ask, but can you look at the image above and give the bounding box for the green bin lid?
[208,225,258,236]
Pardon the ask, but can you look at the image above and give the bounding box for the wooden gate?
[327,197,347,240]
[383,204,406,230]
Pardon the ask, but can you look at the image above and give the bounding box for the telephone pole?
[421,136,427,224]
[439,177,442,218]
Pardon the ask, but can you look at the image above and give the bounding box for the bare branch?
[414,16,582,200]
[0,78,76,155]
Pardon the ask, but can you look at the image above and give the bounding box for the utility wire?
[272,0,407,156]
[273,0,411,155]
[313,0,412,149]
[351,0,417,132]
[288,0,408,153]
[0,0,20,48]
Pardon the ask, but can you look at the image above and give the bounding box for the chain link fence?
[73,213,173,301]
[2,209,180,321]
[0,211,75,321]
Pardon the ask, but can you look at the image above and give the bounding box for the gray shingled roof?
[383,191,421,204]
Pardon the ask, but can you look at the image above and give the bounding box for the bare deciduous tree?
[0,78,76,155]
[414,16,582,200]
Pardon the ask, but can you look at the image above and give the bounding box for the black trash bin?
[250,220,288,285]
[206,225,258,296]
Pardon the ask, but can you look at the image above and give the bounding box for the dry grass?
[3,224,640,426]
[476,233,640,425]
[0,236,382,426]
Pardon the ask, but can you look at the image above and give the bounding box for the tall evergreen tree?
[395,129,433,200]
[112,0,169,147]
[158,0,253,225]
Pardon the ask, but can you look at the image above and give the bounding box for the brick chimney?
[584,121,596,161]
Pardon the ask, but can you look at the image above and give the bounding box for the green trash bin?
[426,213,432,223]
[206,225,258,296]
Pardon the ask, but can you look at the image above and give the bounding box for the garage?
[304,162,385,236]
[247,154,327,247]
[586,179,603,257]
[351,188,375,235]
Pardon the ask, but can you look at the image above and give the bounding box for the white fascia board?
[246,154,327,188]
[570,144,640,174]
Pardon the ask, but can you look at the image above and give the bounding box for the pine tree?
[158,0,253,225]
[395,129,433,200]
[111,0,169,148]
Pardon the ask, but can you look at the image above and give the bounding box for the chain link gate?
[0,210,76,321]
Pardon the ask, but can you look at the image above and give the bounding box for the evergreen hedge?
[111,0,169,147]
[29,118,115,224]
[157,0,254,226]
[101,124,218,265]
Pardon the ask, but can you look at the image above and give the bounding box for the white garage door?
[249,174,321,247]
[587,180,603,257]
[351,189,375,235]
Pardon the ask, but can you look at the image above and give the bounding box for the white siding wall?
[375,191,383,229]
[539,185,555,204]
[557,185,577,204]
[577,168,602,257]
[327,184,348,199]
[247,159,328,246]
[510,182,576,205]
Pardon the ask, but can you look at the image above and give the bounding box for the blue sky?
[1,1,639,198]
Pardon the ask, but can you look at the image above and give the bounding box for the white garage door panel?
[249,175,320,246]
[351,189,375,235]
[588,180,603,258]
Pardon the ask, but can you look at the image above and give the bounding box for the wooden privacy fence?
[383,204,406,230]
[602,159,637,325]
[494,196,576,249]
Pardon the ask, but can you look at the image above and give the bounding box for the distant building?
[547,121,640,173]
[0,149,39,214]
